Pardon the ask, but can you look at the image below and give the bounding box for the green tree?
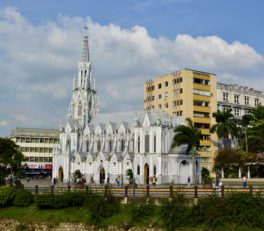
[245,106,264,153]
[171,118,200,184]
[210,109,239,148]
[73,169,82,183]
[0,138,24,185]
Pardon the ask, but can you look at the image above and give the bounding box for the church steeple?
[81,26,90,63]
[68,26,98,127]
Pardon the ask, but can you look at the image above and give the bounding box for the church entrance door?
[100,167,105,184]
[144,164,149,185]
[58,166,64,182]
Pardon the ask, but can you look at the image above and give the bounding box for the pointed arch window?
[86,140,89,152]
[109,139,112,152]
[66,138,71,151]
[137,165,140,175]
[78,100,82,116]
[153,165,156,176]
[121,138,125,152]
[145,134,149,153]
[131,136,134,152]
[137,136,140,153]
[97,139,101,153]
[154,135,157,153]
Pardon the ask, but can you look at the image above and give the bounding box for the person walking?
[242,175,247,189]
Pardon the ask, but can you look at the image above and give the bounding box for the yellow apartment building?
[144,68,217,170]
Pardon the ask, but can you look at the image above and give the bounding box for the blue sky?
[0,0,264,137]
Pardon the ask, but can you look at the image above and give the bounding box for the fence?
[22,184,264,199]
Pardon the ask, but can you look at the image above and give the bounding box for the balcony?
[193,106,210,113]
[193,83,210,91]
[193,117,211,124]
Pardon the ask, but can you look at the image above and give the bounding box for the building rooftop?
[11,128,60,138]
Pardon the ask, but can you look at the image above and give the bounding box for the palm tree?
[245,106,264,153]
[171,118,201,184]
[210,109,239,148]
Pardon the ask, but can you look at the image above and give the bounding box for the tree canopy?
[172,118,201,183]
[0,138,24,184]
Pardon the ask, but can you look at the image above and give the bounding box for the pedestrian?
[152,175,156,186]
[90,176,94,185]
[187,176,191,186]
[26,177,30,186]
[53,177,56,186]
[242,175,247,189]
[116,175,120,187]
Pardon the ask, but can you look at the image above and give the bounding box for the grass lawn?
[0,205,90,224]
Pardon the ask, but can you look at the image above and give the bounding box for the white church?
[52,29,200,185]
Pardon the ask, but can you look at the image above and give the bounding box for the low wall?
[0,219,164,231]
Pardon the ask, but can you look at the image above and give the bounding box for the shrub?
[86,193,120,225]
[64,192,86,207]
[126,201,157,224]
[0,185,15,207]
[191,195,225,228]
[13,189,33,207]
[160,194,190,231]
[36,192,87,209]
[36,194,54,209]
[224,193,264,227]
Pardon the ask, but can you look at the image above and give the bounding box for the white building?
[11,128,60,177]
[217,82,264,118]
[52,29,200,185]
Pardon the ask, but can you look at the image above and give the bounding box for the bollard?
[169,185,173,198]
[194,185,198,198]
[35,185,38,195]
[51,185,54,195]
[221,185,225,197]
[104,185,108,197]
[124,185,128,197]
[146,185,150,198]
[249,185,253,194]
[67,184,71,192]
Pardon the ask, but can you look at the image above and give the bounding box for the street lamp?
[238,125,252,153]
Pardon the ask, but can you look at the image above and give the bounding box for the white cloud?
[0,7,264,137]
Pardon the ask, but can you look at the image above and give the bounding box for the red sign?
[45,164,52,170]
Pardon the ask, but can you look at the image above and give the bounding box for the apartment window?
[151,96,155,101]
[173,77,183,84]
[174,88,183,95]
[255,98,260,106]
[193,89,210,96]
[234,95,240,104]
[223,106,231,112]
[223,92,229,102]
[158,104,162,110]
[193,78,209,85]
[193,112,210,118]
[165,81,168,87]
[234,108,240,116]
[176,111,183,116]
[158,83,162,89]
[165,103,168,108]
[244,96,250,105]
[164,92,168,100]
[158,94,162,99]
[193,100,209,107]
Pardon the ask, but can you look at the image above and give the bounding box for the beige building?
[11,128,60,177]
[144,68,218,169]
[217,82,264,118]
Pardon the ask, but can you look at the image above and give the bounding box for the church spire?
[67,26,98,127]
[81,26,90,63]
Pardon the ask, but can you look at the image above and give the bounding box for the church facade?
[52,30,200,185]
